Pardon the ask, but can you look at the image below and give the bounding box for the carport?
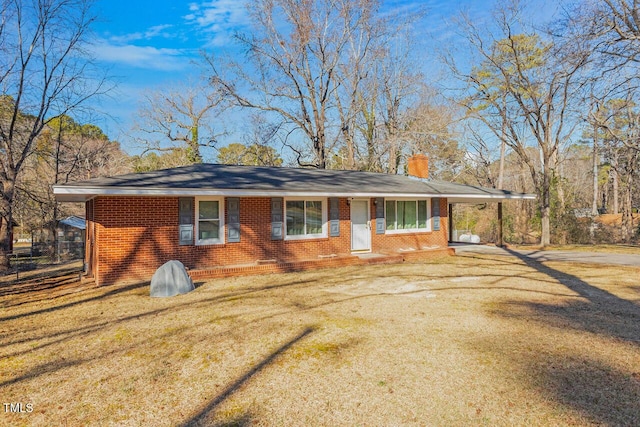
[446,192,536,247]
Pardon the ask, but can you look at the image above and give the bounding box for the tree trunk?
[554,168,566,217]
[0,221,11,269]
[498,100,506,190]
[188,125,203,164]
[361,106,377,171]
[612,152,619,215]
[315,114,327,169]
[50,207,59,262]
[387,141,398,174]
[621,164,634,243]
[340,124,356,170]
[367,138,376,171]
[316,135,326,169]
[51,125,63,261]
[344,132,356,170]
[498,136,506,190]
[540,170,551,247]
[541,206,551,246]
[592,128,599,216]
[0,181,16,269]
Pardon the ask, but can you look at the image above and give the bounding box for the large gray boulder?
[150,260,194,297]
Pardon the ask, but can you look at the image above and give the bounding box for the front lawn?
[1,254,639,426]
[513,243,640,254]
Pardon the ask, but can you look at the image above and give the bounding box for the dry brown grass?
[596,213,640,227]
[1,253,639,426]
[554,244,639,254]
[513,244,640,254]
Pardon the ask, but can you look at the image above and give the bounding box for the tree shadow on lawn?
[6,255,634,424]
[0,304,180,361]
[479,249,640,425]
[0,274,318,354]
[0,281,150,322]
[470,333,640,426]
[502,248,640,346]
[0,274,328,393]
[179,326,315,427]
[531,354,640,426]
[209,414,255,427]
[164,258,638,425]
[0,286,294,391]
[0,269,430,404]
[0,303,188,388]
[1,271,322,323]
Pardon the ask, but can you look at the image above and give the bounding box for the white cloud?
[145,24,175,39]
[92,40,191,71]
[185,0,251,46]
[108,24,176,44]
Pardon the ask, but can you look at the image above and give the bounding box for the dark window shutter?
[329,197,340,237]
[178,197,194,245]
[432,198,441,231]
[375,197,385,234]
[227,197,240,243]
[271,198,283,240]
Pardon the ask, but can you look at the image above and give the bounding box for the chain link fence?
[10,240,84,280]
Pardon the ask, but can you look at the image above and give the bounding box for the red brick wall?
[90,196,449,285]
[371,197,449,254]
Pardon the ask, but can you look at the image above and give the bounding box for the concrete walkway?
[451,243,640,268]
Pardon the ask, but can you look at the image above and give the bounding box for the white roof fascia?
[53,185,536,202]
[448,195,537,203]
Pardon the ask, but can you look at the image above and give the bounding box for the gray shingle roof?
[53,163,535,203]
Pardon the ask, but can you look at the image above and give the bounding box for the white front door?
[351,200,371,252]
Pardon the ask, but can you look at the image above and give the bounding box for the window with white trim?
[196,197,224,245]
[385,199,430,232]
[285,198,327,239]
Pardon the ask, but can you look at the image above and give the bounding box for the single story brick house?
[53,156,534,285]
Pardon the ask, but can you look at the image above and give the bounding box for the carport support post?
[497,202,504,247]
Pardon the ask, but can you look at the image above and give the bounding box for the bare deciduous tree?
[583,0,640,69]
[449,4,590,246]
[133,81,227,164]
[590,97,640,241]
[17,116,128,257]
[0,0,109,268]
[217,143,283,166]
[209,0,380,169]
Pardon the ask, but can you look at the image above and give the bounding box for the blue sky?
[89,0,564,155]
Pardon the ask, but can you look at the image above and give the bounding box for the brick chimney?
[407,154,429,179]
